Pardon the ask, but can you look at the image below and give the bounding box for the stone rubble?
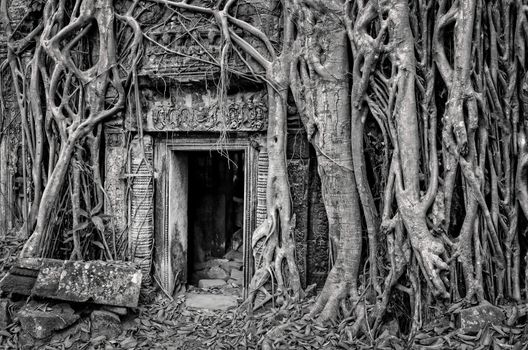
[0,258,141,346]
[190,248,244,286]
[90,310,123,339]
[17,302,79,339]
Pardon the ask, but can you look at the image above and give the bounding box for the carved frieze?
[131,88,268,132]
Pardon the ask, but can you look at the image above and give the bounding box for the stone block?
[0,266,39,296]
[221,260,243,272]
[185,293,238,310]
[206,266,228,280]
[90,310,122,340]
[198,279,226,289]
[230,269,244,285]
[224,250,243,262]
[194,259,229,271]
[32,259,142,307]
[1,259,142,308]
[18,302,79,339]
[457,302,505,333]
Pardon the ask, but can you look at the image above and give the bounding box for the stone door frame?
[154,136,260,295]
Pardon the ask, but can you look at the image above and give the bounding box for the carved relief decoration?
[128,135,154,285]
[131,88,268,132]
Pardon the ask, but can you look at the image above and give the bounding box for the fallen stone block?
[18,302,79,339]
[0,266,39,295]
[457,302,505,333]
[185,293,238,310]
[1,259,142,308]
[198,279,226,289]
[224,250,243,262]
[90,310,122,339]
[206,266,228,280]
[221,260,243,272]
[194,259,229,271]
[230,269,244,285]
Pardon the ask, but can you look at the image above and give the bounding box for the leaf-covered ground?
[0,235,527,349]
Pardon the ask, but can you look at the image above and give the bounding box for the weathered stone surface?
[457,302,505,333]
[230,269,244,286]
[18,302,79,339]
[206,266,228,280]
[194,259,229,271]
[2,259,142,308]
[221,260,243,272]
[198,279,226,289]
[31,259,142,307]
[185,293,238,310]
[224,250,243,262]
[104,128,128,256]
[0,299,10,328]
[90,310,122,339]
[136,87,267,132]
[0,265,39,295]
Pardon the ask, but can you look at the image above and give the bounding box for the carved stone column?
[128,135,154,285]
[104,127,128,257]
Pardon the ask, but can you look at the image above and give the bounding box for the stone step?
[198,279,226,289]
[185,293,238,310]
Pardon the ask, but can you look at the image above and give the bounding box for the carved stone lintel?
[128,87,268,132]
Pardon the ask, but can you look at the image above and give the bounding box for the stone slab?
[230,269,243,285]
[198,279,226,289]
[206,266,228,280]
[185,293,238,310]
[224,250,243,262]
[457,302,505,333]
[30,259,142,307]
[221,260,243,271]
[0,263,41,295]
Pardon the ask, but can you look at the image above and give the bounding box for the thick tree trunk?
[386,0,449,298]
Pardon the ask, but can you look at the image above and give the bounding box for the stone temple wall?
[96,0,328,289]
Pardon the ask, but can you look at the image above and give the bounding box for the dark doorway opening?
[186,150,245,287]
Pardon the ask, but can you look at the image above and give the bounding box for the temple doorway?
[153,137,260,296]
[185,151,245,288]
